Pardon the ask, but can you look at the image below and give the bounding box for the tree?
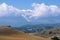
[8,25,11,27]
[49,31,52,34]
[51,36,60,40]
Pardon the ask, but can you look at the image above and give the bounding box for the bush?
[51,36,60,40]
[49,31,52,34]
[8,25,11,27]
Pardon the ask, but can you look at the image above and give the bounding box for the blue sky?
[0,0,60,27]
[0,0,60,9]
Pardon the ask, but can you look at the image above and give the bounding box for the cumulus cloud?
[0,3,19,16]
[31,3,60,17]
[0,3,60,22]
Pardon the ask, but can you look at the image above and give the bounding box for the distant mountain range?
[14,24,60,33]
[14,24,60,38]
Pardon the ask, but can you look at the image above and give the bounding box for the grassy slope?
[0,26,49,40]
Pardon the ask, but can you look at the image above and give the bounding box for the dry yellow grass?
[0,26,49,40]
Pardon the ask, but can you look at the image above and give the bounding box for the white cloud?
[31,3,60,17]
[31,3,49,17]
[0,3,60,22]
[0,3,20,17]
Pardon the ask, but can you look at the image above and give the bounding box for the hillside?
[15,24,54,33]
[0,26,49,40]
[34,27,60,38]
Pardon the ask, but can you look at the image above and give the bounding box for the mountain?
[0,26,49,40]
[14,24,60,38]
[14,24,56,33]
[0,25,60,40]
[33,26,60,38]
